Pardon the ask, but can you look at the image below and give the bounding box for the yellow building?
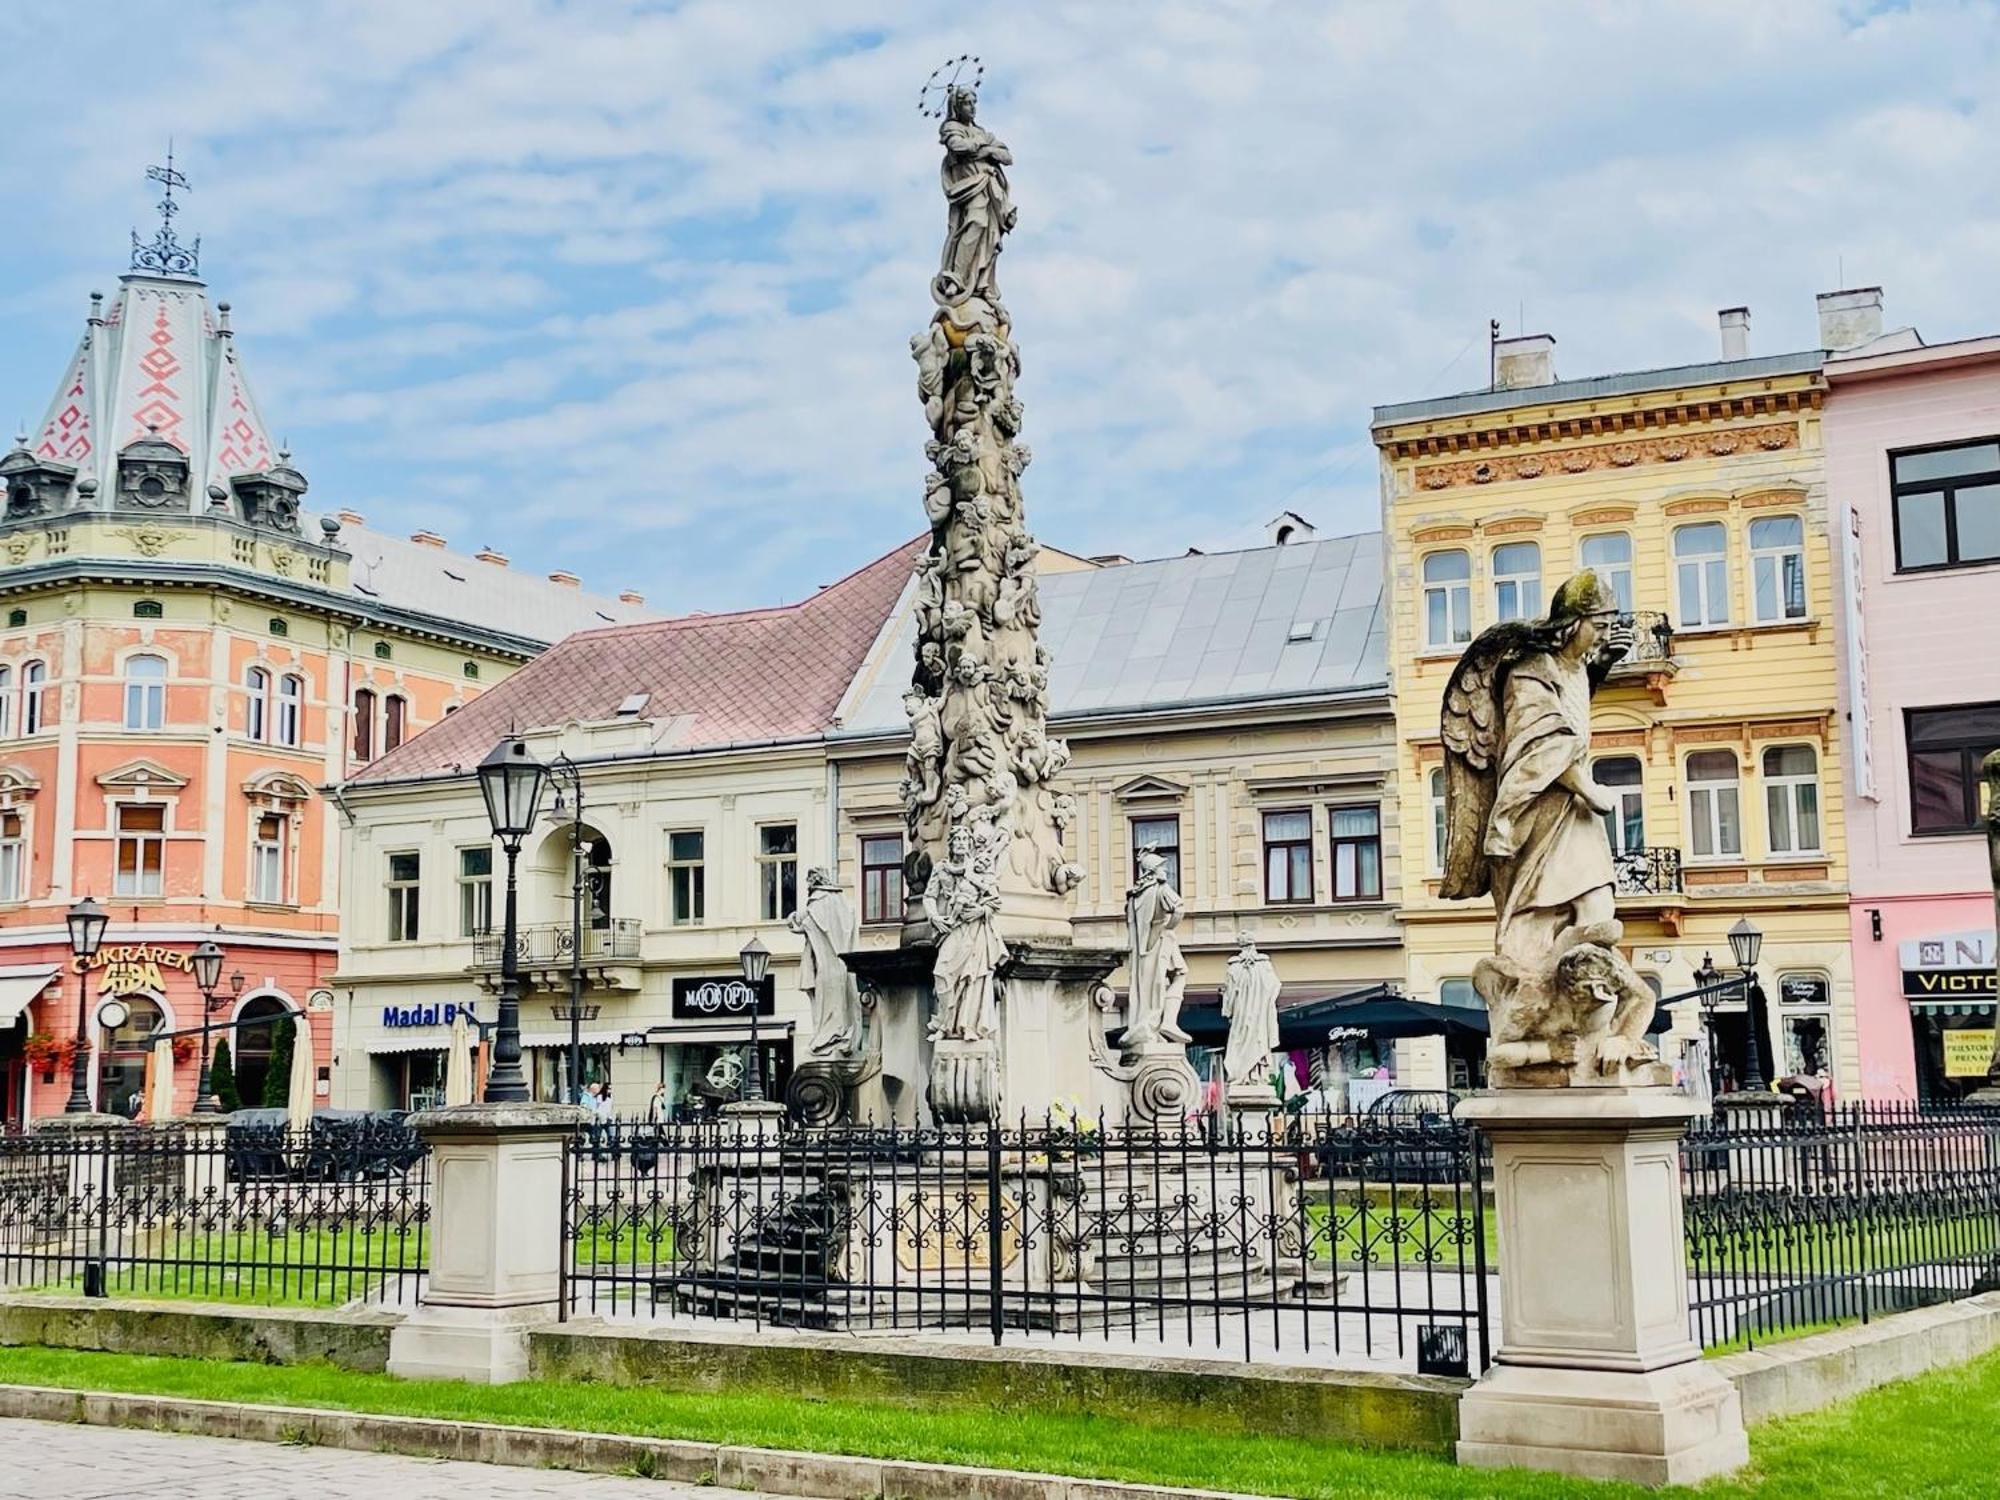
[1373,328,1857,1096]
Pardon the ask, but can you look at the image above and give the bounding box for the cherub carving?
[911,323,951,435]
[922,472,953,540]
[993,534,1040,629]
[941,655,1004,799]
[903,688,944,810]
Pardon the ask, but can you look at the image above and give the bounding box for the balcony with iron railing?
[471,918,643,981]
[1612,846,1683,898]
[1603,612,1676,697]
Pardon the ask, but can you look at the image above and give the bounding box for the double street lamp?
[477,738,551,1104]
[62,897,110,1113]
[1727,917,1769,1094]
[191,939,225,1115]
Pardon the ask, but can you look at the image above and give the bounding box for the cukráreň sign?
[71,944,194,996]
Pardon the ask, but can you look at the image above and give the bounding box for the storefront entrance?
[1900,930,1996,1104]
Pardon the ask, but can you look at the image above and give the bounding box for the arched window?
[123,655,167,731]
[20,661,46,735]
[1429,767,1447,875]
[0,664,12,738]
[245,666,271,742]
[1763,744,1822,855]
[1685,751,1742,860]
[1422,550,1472,649]
[277,674,303,748]
[1592,755,1644,854]
[1749,515,1807,623]
[383,694,407,753]
[1491,541,1541,622]
[352,688,376,761]
[1673,523,1730,628]
[1579,532,1634,610]
[99,995,165,1118]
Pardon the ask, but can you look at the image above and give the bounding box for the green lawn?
[1,1342,1998,1497]
[11,1227,425,1309]
[1305,1199,1499,1269]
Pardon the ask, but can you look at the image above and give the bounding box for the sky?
[2,1,1997,613]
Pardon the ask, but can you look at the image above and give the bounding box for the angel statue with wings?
[1439,569,1671,1087]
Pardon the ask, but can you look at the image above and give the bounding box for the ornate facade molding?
[1413,421,1802,493]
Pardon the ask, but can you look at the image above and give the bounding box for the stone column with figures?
[1438,570,1748,1485]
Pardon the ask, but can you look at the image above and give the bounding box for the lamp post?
[1727,917,1768,1094]
[477,738,550,1104]
[190,939,225,1115]
[738,937,770,1104]
[63,897,110,1114]
[1692,951,1723,1095]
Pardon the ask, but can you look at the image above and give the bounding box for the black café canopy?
[1170,985,1490,1049]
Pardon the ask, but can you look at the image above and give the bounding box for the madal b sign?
[382,1001,480,1029]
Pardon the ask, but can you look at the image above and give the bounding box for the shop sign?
[71,944,194,995]
[1900,929,1998,1000]
[1779,974,1829,1007]
[1942,1030,1996,1079]
[382,1001,481,1029]
[671,975,774,1020]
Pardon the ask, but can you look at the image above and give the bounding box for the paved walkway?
[0,1418,777,1499]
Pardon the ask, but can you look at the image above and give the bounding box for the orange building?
[0,224,650,1123]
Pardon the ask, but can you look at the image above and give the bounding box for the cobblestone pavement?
[0,1418,779,1499]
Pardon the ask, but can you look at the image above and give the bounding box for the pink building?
[1825,291,2000,1101]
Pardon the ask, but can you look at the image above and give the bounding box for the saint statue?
[1440,570,1664,1084]
[934,84,1016,307]
[925,826,1006,1041]
[789,867,861,1057]
[1123,850,1191,1049]
[1220,932,1282,1088]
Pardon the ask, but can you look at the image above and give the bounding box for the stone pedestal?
[1713,1089,1793,1189]
[998,942,1122,1123]
[842,945,937,1129]
[387,1101,588,1385]
[1454,1087,1748,1487]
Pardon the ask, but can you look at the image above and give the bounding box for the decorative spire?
[129,145,201,278]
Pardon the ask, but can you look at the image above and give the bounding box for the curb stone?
[0,1384,1273,1500]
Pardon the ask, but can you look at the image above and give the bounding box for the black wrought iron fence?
[1683,1101,2000,1351]
[0,1119,430,1308]
[560,1110,1492,1371]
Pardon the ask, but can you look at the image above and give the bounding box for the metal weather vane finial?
[131,142,201,278]
[918,54,982,118]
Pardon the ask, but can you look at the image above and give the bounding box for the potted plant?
[22,1030,63,1079]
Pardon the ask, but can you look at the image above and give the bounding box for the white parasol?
[148,1037,176,1121]
[444,1009,474,1107]
[284,1014,316,1133]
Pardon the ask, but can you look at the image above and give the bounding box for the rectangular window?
[1906,702,2000,834]
[1328,804,1381,901]
[1762,745,1823,855]
[1674,523,1730,628]
[1578,532,1634,611]
[1262,809,1313,904]
[861,834,904,925]
[1129,814,1182,891]
[1429,769,1447,875]
[123,657,166,731]
[21,663,45,735]
[250,812,288,903]
[1892,439,2000,572]
[0,811,22,902]
[387,851,421,942]
[668,830,705,926]
[1749,515,1808,623]
[1491,541,1542,623]
[1422,551,1472,649]
[352,688,375,761]
[113,803,166,898]
[758,823,798,921]
[1594,755,1645,854]
[1685,752,1742,861]
[384,695,407,752]
[276,675,302,747]
[246,668,269,742]
[458,846,493,936]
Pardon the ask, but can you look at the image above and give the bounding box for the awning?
[364,1036,451,1056]
[626,1022,797,1046]
[1907,999,1997,1017]
[521,1030,633,1048]
[1164,984,1467,1049]
[0,965,60,1028]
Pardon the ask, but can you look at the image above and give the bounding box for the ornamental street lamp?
[190,938,226,1115]
[478,738,549,1104]
[738,936,771,1104]
[1727,918,1770,1093]
[1692,951,1724,1096]
[63,897,110,1113]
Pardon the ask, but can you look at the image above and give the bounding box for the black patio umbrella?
[1166,985,1488,1050]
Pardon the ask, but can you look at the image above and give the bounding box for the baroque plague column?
[848,64,1118,1127]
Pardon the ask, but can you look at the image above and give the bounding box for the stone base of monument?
[1454,1087,1748,1487]
[1118,1039,1201,1128]
[840,944,937,1129]
[387,1101,590,1385]
[999,942,1123,1122]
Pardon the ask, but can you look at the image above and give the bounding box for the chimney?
[474,547,509,567]
[618,589,645,606]
[1493,334,1556,391]
[548,570,581,588]
[334,508,367,527]
[410,530,448,549]
[1718,307,1750,360]
[1817,288,1883,352]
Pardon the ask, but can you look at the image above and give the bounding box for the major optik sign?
[71,944,194,995]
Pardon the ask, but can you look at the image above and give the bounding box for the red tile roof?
[351,537,923,783]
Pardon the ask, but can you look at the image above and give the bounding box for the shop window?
[1673,522,1730,628]
[383,694,407,752]
[1749,515,1808,622]
[1776,973,1833,1078]
[387,852,421,942]
[1422,550,1472,649]
[1579,532,1634,610]
[1429,768,1446,875]
[668,830,705,926]
[113,803,166,897]
[458,846,493,936]
[1129,814,1181,890]
[861,834,903,925]
[1328,804,1381,901]
[1907,701,2000,834]
[99,996,163,1118]
[1262,809,1313,904]
[758,823,798,921]
[1892,438,2000,571]
[277,673,303,747]
[352,687,375,761]
[1762,744,1823,856]
[0,810,22,901]
[1593,755,1645,854]
[1685,751,1741,861]
[251,812,289,904]
[1491,541,1541,623]
[245,666,270,742]
[123,654,167,730]
[19,661,45,734]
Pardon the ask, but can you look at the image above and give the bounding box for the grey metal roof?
[334,520,653,646]
[841,532,1388,735]
[1371,350,1825,429]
